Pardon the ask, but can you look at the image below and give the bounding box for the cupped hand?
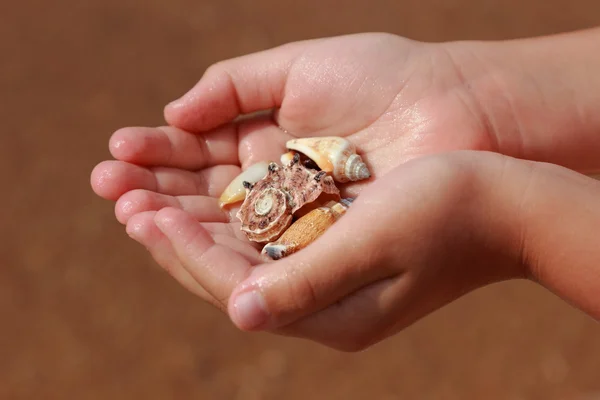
[144,151,528,351]
[127,150,600,352]
[92,33,501,205]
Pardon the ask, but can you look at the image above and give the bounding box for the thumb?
[225,151,600,332]
[164,40,314,133]
[223,160,444,332]
[226,197,395,331]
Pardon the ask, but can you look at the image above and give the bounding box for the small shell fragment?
[262,198,353,260]
[286,136,371,183]
[280,151,296,166]
[219,162,270,208]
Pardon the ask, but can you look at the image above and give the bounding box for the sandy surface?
[2,1,600,398]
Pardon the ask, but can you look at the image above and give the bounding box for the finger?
[91,161,240,200]
[125,211,221,308]
[279,152,600,346]
[116,191,261,260]
[224,153,473,332]
[202,222,255,243]
[109,125,239,170]
[226,196,398,332]
[210,233,265,265]
[154,207,254,307]
[114,190,230,225]
[164,40,314,132]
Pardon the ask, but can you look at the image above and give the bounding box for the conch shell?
[219,162,270,208]
[262,199,353,260]
[285,136,371,183]
[236,154,340,243]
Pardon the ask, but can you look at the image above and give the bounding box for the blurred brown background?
[2,0,600,399]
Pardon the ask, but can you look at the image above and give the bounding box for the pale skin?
[91,28,600,351]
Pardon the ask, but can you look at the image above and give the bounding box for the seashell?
[291,191,341,219]
[262,198,353,260]
[285,136,371,183]
[236,154,340,243]
[219,162,270,208]
[280,151,296,166]
[281,150,321,171]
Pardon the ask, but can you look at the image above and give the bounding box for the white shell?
[286,137,371,183]
[218,162,270,208]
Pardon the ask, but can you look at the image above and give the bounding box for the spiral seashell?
[236,154,340,243]
[218,161,270,208]
[262,198,353,260]
[285,136,371,183]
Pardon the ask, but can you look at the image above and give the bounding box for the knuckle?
[116,190,148,221]
[205,61,236,84]
[280,263,319,315]
[204,61,224,77]
[507,160,543,280]
[130,189,153,210]
[213,296,229,313]
[132,188,153,202]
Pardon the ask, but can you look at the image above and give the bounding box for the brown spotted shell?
[236,155,340,243]
[261,198,353,260]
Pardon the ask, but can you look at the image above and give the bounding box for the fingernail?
[231,290,269,330]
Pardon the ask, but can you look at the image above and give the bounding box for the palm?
[233,36,490,199]
[276,34,490,176]
[91,33,492,301]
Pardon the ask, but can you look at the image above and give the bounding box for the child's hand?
[126,151,600,351]
[91,33,499,205]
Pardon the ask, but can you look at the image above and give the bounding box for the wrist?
[446,28,600,172]
[404,152,527,289]
[449,152,528,284]
[454,150,600,319]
